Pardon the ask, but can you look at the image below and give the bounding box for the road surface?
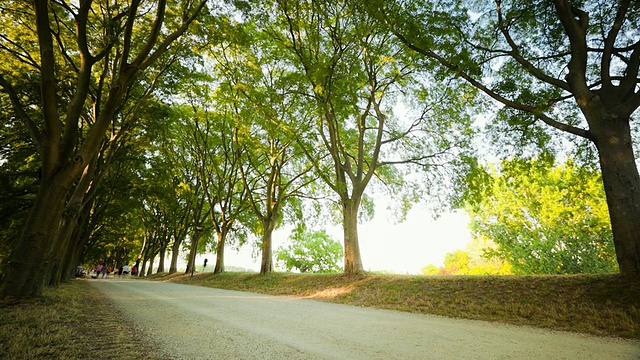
[90,279,640,360]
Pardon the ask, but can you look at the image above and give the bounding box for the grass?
[1,273,638,358]
[155,272,640,339]
[0,279,170,360]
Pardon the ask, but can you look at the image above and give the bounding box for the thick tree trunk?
[169,238,183,273]
[47,196,90,285]
[0,179,69,298]
[63,221,85,280]
[260,218,277,274]
[146,253,155,276]
[342,201,363,274]
[157,244,166,273]
[63,205,93,280]
[185,229,201,274]
[214,232,225,274]
[46,209,79,287]
[140,252,150,277]
[592,116,640,276]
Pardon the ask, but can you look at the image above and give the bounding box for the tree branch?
[140,0,208,71]
[0,35,40,69]
[495,1,570,92]
[34,0,62,176]
[391,27,592,140]
[0,74,41,148]
[59,0,95,161]
[602,0,630,89]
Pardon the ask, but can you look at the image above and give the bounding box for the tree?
[209,30,317,274]
[275,224,343,273]
[0,101,39,276]
[420,264,440,275]
[264,0,474,274]
[468,156,618,275]
[421,238,512,275]
[443,250,470,275]
[0,0,208,298]
[374,0,640,276]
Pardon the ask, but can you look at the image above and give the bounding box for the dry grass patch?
[0,279,170,360]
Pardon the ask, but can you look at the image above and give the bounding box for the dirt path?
[90,279,640,360]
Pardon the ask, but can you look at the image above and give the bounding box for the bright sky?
[206,204,472,275]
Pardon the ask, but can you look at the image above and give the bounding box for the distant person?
[123,264,130,276]
[96,264,103,279]
[118,265,123,277]
[131,265,137,277]
[75,264,85,278]
[101,263,107,278]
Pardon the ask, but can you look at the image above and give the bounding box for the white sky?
[197,205,472,275]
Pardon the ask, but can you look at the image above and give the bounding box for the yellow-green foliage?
[468,157,617,274]
[421,236,512,275]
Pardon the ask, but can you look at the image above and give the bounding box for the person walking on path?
[101,263,108,278]
[96,264,103,279]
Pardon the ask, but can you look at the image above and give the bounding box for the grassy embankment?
[1,272,639,358]
[158,272,640,339]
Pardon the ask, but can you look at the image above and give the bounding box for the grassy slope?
[1,273,638,358]
[156,272,640,339]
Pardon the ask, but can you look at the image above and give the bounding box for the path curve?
[90,279,640,360]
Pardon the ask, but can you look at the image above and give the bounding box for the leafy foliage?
[275,224,343,273]
[467,157,617,275]
[421,236,512,275]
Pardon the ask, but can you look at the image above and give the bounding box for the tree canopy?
[468,156,617,274]
[276,224,343,273]
[371,0,640,276]
[1,0,637,299]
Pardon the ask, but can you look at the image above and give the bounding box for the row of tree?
[1,0,639,299]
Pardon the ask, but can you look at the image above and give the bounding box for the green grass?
[0,280,170,360]
[155,272,640,339]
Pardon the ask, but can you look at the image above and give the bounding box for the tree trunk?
[260,217,277,274]
[592,116,640,276]
[63,227,82,280]
[157,244,166,273]
[63,204,93,280]
[46,208,79,287]
[140,252,150,277]
[146,253,155,276]
[186,229,201,274]
[342,201,364,274]
[169,237,183,273]
[214,232,225,274]
[0,178,69,298]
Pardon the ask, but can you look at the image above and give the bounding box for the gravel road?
[90,279,640,360]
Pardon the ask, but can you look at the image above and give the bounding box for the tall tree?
[169,97,249,275]
[374,0,640,276]
[0,0,207,298]
[266,0,474,273]
[211,33,317,274]
[157,103,211,275]
[275,223,343,273]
